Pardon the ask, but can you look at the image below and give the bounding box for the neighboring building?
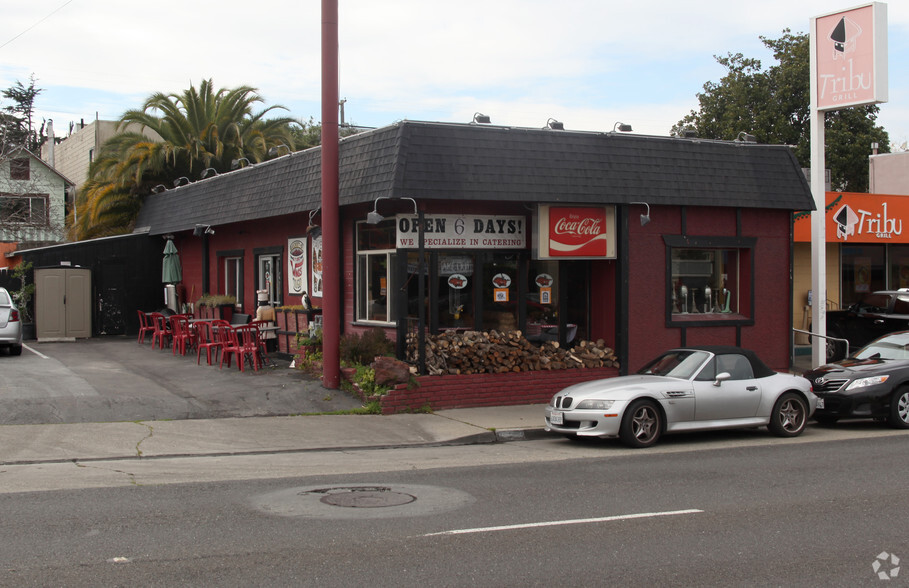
[40,118,161,190]
[869,151,909,195]
[795,190,909,307]
[0,148,72,266]
[134,120,814,379]
[792,151,909,336]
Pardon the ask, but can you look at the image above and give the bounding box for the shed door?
[35,268,92,340]
[36,269,66,339]
[65,269,91,338]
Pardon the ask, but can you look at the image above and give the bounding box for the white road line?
[23,343,49,359]
[423,508,704,537]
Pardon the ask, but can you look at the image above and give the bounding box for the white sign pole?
[809,15,827,368]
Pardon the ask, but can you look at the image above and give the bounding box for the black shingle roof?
[135,120,814,236]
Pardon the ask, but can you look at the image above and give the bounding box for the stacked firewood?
[406,329,620,376]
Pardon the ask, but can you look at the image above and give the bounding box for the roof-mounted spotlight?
[678,128,698,138]
[631,201,651,226]
[268,144,291,158]
[173,176,190,187]
[200,167,218,179]
[151,184,167,194]
[193,223,215,236]
[613,122,633,132]
[472,112,491,124]
[736,131,757,143]
[231,157,251,170]
[367,196,418,225]
[545,118,564,130]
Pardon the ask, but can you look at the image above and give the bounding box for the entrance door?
[257,253,282,306]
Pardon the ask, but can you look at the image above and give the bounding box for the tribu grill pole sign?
[809,2,888,367]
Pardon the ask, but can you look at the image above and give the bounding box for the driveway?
[0,337,362,425]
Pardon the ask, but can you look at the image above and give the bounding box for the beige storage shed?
[35,267,92,341]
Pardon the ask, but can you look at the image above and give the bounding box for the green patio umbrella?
[162,239,182,283]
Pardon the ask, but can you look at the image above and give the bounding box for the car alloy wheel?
[887,387,909,429]
[768,392,808,437]
[619,400,662,448]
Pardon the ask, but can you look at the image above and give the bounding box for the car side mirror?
[714,372,731,387]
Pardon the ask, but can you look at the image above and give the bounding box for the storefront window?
[357,220,396,323]
[668,243,750,323]
[482,254,519,332]
[841,244,885,307]
[525,261,559,342]
[438,254,474,329]
[889,245,909,291]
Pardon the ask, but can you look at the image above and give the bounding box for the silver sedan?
[0,287,23,356]
[545,346,816,448]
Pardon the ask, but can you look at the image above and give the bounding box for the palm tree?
[71,79,300,239]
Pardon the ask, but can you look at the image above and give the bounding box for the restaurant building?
[133,120,813,404]
[793,190,909,329]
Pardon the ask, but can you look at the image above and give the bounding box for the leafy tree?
[72,79,301,240]
[674,30,889,192]
[0,74,44,155]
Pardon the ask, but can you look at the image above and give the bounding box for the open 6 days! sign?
[394,214,527,250]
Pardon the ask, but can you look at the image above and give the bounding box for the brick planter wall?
[379,366,619,414]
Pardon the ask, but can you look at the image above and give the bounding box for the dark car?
[803,331,909,428]
[822,290,909,361]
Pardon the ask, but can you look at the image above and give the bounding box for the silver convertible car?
[545,346,817,448]
[0,287,23,356]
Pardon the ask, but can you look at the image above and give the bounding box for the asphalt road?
[2,431,908,586]
[0,337,362,424]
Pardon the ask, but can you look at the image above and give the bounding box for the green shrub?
[339,328,394,365]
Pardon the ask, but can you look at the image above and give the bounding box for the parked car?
[0,287,23,356]
[544,346,816,448]
[821,290,909,362]
[803,331,909,428]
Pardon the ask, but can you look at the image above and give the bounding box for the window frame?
[355,220,397,325]
[10,157,29,180]
[664,235,755,327]
[217,249,244,305]
[0,193,49,225]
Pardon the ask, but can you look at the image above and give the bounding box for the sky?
[1,0,907,149]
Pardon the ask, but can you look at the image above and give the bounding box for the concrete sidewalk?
[0,404,550,465]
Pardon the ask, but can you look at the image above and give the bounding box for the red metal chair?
[170,314,194,356]
[220,324,260,371]
[137,310,155,344]
[195,321,223,366]
[250,320,272,367]
[150,312,172,350]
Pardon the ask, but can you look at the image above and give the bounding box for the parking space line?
[423,508,704,536]
[23,344,49,359]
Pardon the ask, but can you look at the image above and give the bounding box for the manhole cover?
[314,486,417,508]
[252,483,474,519]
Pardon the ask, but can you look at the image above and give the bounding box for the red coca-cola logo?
[549,207,607,256]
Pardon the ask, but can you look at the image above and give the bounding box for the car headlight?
[575,399,615,410]
[846,375,890,390]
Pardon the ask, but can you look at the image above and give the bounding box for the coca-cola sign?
[548,207,608,257]
[536,205,615,259]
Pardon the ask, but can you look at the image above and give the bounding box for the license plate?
[816,398,825,409]
[550,411,563,425]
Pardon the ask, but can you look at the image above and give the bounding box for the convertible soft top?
[685,345,777,379]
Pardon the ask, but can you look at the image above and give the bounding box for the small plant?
[352,364,390,397]
[196,294,237,307]
[339,328,394,365]
[11,261,34,323]
[294,328,323,377]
